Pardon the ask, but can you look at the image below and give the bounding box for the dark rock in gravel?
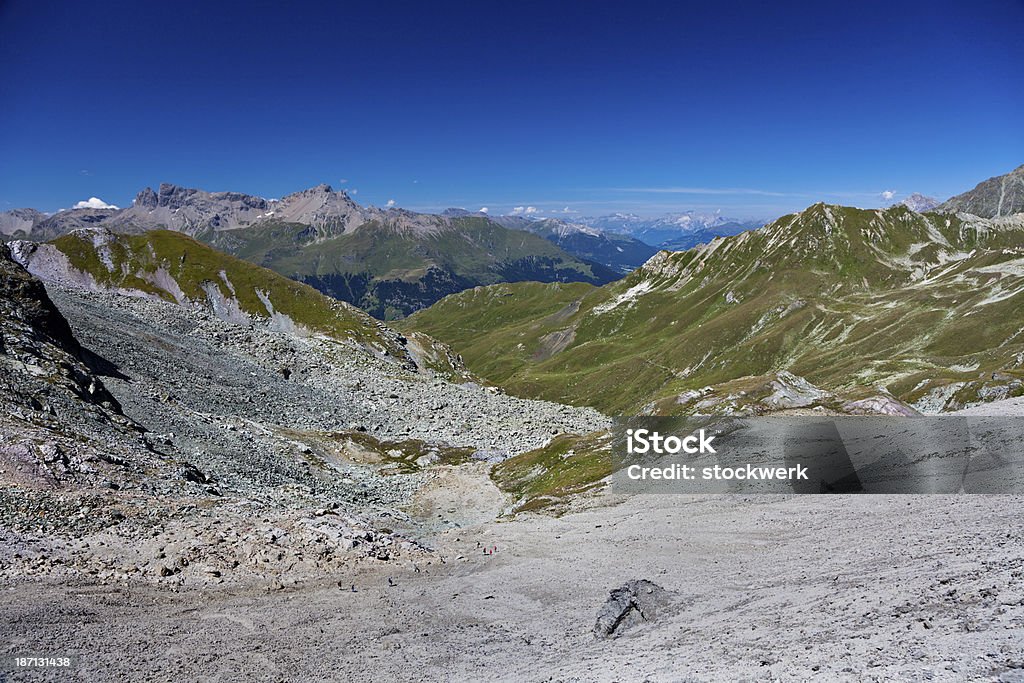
[180,464,214,485]
[594,579,672,638]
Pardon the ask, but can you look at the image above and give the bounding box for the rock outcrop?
[594,579,672,638]
[0,244,122,414]
[937,164,1024,218]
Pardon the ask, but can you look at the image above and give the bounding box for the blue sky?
[1,0,1022,219]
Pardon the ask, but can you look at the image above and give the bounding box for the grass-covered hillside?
[42,229,408,357]
[203,215,619,319]
[406,204,1024,414]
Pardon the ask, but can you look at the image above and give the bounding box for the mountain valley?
[3,165,1024,681]
[408,201,1024,416]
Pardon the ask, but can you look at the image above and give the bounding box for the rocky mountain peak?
[0,208,47,237]
[898,193,940,212]
[155,183,200,209]
[279,184,358,209]
[937,163,1024,218]
[134,186,159,208]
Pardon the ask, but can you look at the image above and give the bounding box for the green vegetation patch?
[328,431,477,475]
[490,431,616,514]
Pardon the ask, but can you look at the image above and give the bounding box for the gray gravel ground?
[3,493,1023,682]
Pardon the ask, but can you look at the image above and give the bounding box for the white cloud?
[881,190,896,201]
[479,207,489,213]
[511,206,539,215]
[386,199,396,208]
[525,206,538,215]
[72,197,119,210]
[350,188,358,195]
[511,206,525,215]
[339,178,349,184]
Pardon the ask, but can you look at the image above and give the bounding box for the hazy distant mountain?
[484,214,658,273]
[656,221,760,251]
[0,208,47,238]
[896,193,940,212]
[25,208,122,241]
[576,211,764,248]
[937,164,1024,217]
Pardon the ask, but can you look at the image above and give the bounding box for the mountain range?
[575,211,765,250]
[479,212,659,273]
[3,165,1024,647]
[4,164,1022,322]
[1,184,619,319]
[406,164,1024,416]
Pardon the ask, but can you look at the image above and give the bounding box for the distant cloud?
[412,179,419,184]
[511,206,539,215]
[554,206,578,214]
[72,197,118,210]
[339,178,349,184]
[479,206,489,213]
[350,188,358,195]
[881,190,896,201]
[386,199,396,208]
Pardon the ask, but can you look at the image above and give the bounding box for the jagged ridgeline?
[405,204,1024,414]
[0,183,621,320]
[937,163,1024,218]
[12,229,409,358]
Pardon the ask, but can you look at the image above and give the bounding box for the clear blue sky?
[1,0,1022,219]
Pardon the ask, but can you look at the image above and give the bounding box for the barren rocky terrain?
[3,493,1024,681]
[3,245,1024,682]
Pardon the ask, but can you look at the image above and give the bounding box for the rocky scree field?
[0,237,606,591]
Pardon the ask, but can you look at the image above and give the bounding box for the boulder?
[594,579,672,638]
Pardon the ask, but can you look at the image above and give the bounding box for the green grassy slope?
[49,229,406,355]
[406,204,1024,414]
[202,216,619,319]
